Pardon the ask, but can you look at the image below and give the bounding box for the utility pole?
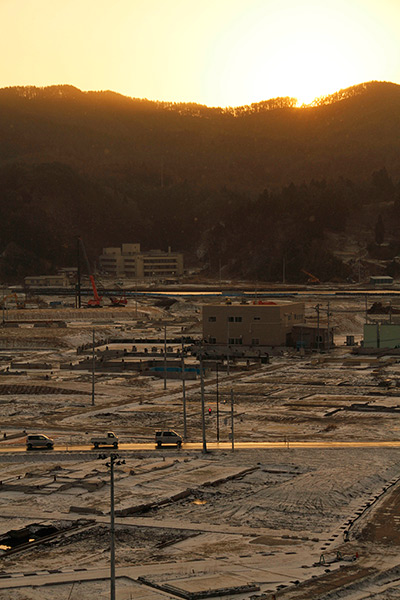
[163,325,167,391]
[315,304,321,352]
[181,339,187,439]
[327,301,331,352]
[200,357,207,453]
[76,236,81,309]
[230,388,234,452]
[226,319,230,376]
[135,277,138,318]
[2,286,5,326]
[216,362,220,442]
[91,328,95,406]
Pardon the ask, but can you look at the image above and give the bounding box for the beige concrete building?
[98,247,124,275]
[99,244,184,279]
[203,301,305,347]
[24,273,70,287]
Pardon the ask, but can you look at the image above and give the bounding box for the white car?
[26,434,54,450]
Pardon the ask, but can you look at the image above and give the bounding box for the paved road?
[2,440,400,453]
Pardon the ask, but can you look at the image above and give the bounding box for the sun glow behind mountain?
[205,0,400,107]
[0,0,399,108]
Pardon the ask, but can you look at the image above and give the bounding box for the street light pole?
[110,456,115,600]
[99,452,125,600]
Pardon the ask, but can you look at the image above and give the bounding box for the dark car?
[26,434,54,450]
[155,430,182,448]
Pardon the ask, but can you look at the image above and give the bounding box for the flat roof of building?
[204,300,303,306]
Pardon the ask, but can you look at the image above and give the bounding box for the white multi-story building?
[99,244,184,279]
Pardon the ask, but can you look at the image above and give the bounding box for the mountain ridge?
[0,80,399,192]
[0,81,399,282]
[2,79,397,109]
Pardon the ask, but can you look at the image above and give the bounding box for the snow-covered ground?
[0,294,400,598]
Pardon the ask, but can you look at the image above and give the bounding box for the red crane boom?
[78,237,102,307]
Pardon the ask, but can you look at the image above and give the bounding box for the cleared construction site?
[1,291,400,599]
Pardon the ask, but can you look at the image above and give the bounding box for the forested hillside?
[0,82,399,282]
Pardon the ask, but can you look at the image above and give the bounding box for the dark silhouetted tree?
[371,168,395,199]
[375,214,385,245]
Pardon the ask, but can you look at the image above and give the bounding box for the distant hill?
[0,81,399,191]
[0,82,399,282]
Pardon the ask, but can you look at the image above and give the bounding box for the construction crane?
[301,269,321,284]
[97,277,127,307]
[94,274,127,307]
[78,239,127,307]
[109,285,128,307]
[0,293,25,309]
[110,296,127,307]
[78,237,103,308]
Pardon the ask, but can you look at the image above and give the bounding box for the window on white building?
[229,337,242,345]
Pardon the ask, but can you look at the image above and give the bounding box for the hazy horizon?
[1,0,399,108]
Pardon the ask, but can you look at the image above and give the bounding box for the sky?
[1,0,399,107]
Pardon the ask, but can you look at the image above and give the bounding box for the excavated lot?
[1,294,400,598]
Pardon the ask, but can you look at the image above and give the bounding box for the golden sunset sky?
[1,0,399,107]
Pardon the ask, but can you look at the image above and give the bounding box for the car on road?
[26,434,54,450]
[90,431,119,448]
[155,430,182,448]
